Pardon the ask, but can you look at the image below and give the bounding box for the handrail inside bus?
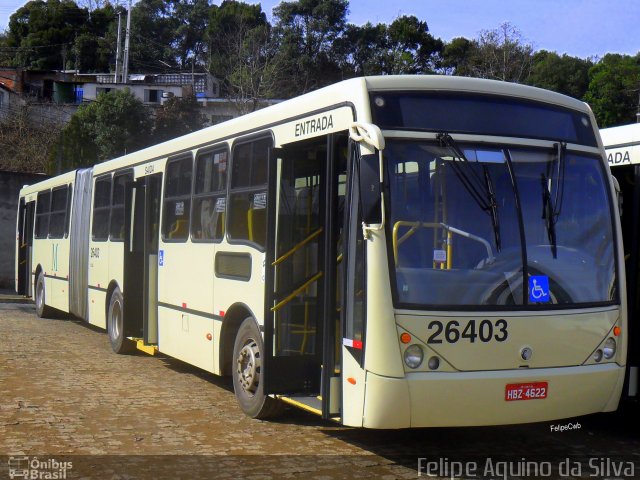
[392,221,495,267]
[272,227,324,266]
[271,271,324,312]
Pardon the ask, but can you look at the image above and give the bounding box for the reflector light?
[343,338,363,349]
[400,332,411,344]
[206,333,212,341]
[613,326,621,337]
[347,377,356,385]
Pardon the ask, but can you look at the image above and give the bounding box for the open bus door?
[17,199,36,296]
[263,135,345,419]
[123,173,163,345]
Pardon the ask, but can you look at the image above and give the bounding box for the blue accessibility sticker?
[529,275,550,303]
[159,250,164,266]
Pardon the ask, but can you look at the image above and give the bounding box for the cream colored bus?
[17,76,626,428]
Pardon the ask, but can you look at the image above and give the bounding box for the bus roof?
[21,75,595,190]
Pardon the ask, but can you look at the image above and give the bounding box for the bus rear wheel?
[35,272,54,318]
[232,317,283,419]
[107,287,135,354]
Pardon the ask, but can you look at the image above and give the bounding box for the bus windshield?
[385,140,617,309]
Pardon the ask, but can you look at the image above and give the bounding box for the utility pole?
[122,0,132,84]
[114,12,122,83]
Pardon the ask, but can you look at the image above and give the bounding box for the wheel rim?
[110,298,122,340]
[36,279,44,311]
[236,339,261,397]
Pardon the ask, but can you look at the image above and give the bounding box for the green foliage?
[441,37,474,76]
[8,0,90,69]
[342,16,443,76]
[584,53,640,127]
[153,94,206,142]
[207,0,279,109]
[54,89,152,170]
[129,0,180,71]
[273,0,349,96]
[527,51,593,99]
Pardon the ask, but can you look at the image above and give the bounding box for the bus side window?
[192,148,227,241]
[162,155,193,242]
[228,137,271,248]
[34,190,51,239]
[48,186,68,239]
[110,171,133,241]
[92,175,112,241]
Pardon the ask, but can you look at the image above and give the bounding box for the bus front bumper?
[360,363,624,429]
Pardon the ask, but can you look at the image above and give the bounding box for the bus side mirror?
[359,153,382,225]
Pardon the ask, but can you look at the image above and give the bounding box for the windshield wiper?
[436,132,501,252]
[540,142,566,258]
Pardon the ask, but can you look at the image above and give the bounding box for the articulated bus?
[16,76,626,428]
[602,123,640,400]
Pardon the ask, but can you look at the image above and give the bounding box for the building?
[1,67,280,127]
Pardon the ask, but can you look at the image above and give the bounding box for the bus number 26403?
[427,319,508,344]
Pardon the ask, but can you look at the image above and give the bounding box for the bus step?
[278,395,322,415]
[134,339,158,356]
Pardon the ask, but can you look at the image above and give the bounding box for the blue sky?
[1,0,638,59]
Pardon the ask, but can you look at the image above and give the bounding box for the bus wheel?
[35,272,54,318]
[107,287,135,354]
[232,317,283,419]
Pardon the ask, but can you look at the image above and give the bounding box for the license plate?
[505,382,548,401]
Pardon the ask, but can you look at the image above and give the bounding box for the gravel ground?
[0,302,638,479]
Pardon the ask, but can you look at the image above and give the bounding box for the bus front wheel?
[232,317,283,419]
[107,287,135,354]
[35,272,54,318]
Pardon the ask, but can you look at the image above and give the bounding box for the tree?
[584,53,640,127]
[54,89,152,170]
[129,0,181,72]
[153,94,206,142]
[0,31,13,65]
[342,16,443,76]
[273,0,349,96]
[468,22,534,82]
[173,0,210,69]
[7,0,90,69]
[440,37,474,76]
[527,51,593,99]
[207,1,280,111]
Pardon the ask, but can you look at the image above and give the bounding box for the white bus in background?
[16,76,626,428]
[602,122,640,399]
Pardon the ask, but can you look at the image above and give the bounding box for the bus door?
[264,135,345,418]
[124,173,163,344]
[17,199,36,296]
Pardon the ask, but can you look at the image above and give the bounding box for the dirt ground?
[0,302,639,479]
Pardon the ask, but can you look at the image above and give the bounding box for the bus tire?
[232,317,283,419]
[35,272,54,318]
[107,287,135,354]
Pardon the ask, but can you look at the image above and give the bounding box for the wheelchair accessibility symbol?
[529,275,550,303]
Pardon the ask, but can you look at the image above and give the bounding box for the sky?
[1,0,638,59]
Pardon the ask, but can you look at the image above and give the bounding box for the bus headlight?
[603,338,616,360]
[593,349,603,363]
[404,345,424,369]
